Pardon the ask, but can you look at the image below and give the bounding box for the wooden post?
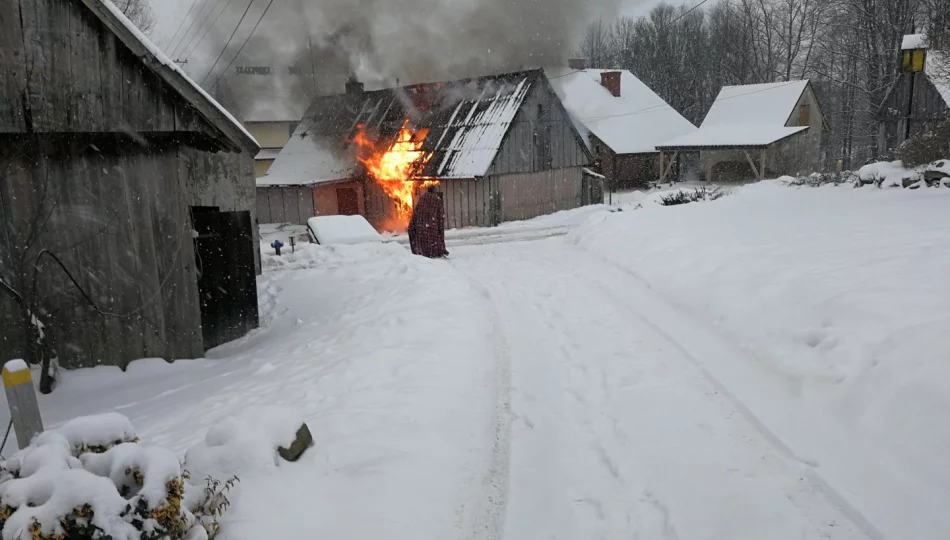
[658,151,665,183]
[3,360,43,449]
[759,148,767,180]
[743,150,760,180]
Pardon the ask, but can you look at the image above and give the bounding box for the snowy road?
[454,239,872,540]
[15,184,948,540]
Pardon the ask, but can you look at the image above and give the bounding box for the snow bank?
[307,215,383,245]
[262,241,408,273]
[184,406,305,479]
[570,181,950,537]
[9,233,497,539]
[857,159,950,187]
[50,412,137,452]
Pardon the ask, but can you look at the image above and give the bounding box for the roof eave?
[81,0,260,155]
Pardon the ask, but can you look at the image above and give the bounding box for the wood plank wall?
[1,0,209,134]
[0,139,204,368]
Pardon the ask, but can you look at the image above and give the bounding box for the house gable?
[486,72,592,176]
[0,0,257,153]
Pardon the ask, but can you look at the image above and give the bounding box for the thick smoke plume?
[194,0,622,120]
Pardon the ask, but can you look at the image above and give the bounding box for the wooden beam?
[658,151,666,182]
[759,149,767,181]
[670,151,679,184]
[743,150,760,180]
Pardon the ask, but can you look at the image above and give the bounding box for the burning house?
[257,69,601,230]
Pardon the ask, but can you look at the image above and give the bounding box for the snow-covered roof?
[86,0,259,153]
[902,34,929,50]
[925,50,950,107]
[547,68,697,154]
[255,148,282,161]
[261,70,544,185]
[658,80,811,149]
[258,134,356,187]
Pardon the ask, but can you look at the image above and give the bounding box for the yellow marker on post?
[2,360,44,449]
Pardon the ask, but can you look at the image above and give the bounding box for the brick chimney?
[601,71,621,97]
[568,58,587,70]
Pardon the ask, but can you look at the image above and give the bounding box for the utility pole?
[308,36,318,96]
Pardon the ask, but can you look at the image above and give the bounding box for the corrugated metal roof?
[417,72,535,179]
[261,70,541,185]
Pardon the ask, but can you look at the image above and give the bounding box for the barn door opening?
[336,187,360,215]
[191,206,260,351]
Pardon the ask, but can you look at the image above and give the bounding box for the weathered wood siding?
[439,178,495,229]
[257,186,316,224]
[0,0,260,368]
[495,167,584,223]
[486,77,591,176]
[878,70,950,154]
[0,0,210,135]
[0,138,204,368]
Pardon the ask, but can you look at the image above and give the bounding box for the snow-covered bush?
[781,160,950,189]
[0,414,236,540]
[895,120,950,167]
[658,186,726,206]
[780,171,860,187]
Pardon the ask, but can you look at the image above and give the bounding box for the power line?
[199,0,257,85]
[668,0,713,25]
[181,0,236,60]
[174,0,228,58]
[206,0,278,88]
[168,0,215,58]
[162,0,202,50]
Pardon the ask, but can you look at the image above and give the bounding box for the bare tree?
[578,19,615,68]
[112,0,156,35]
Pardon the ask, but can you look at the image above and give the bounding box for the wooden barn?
[548,63,697,190]
[878,34,950,154]
[657,80,828,182]
[0,0,262,371]
[258,69,602,230]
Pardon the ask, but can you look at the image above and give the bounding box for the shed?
[258,69,600,230]
[0,0,262,370]
[547,66,697,189]
[877,34,950,154]
[657,80,827,182]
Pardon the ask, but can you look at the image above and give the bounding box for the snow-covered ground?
[4,180,949,539]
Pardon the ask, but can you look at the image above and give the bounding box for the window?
[799,103,811,126]
[902,49,927,72]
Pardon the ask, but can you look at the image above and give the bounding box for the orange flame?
[353,119,437,221]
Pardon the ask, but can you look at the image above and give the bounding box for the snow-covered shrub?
[781,171,861,187]
[0,414,236,540]
[856,159,950,188]
[658,186,726,206]
[895,120,950,167]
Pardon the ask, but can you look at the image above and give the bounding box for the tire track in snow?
[545,246,886,540]
[453,266,513,540]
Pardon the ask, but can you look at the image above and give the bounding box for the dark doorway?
[191,206,260,351]
[336,187,360,215]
